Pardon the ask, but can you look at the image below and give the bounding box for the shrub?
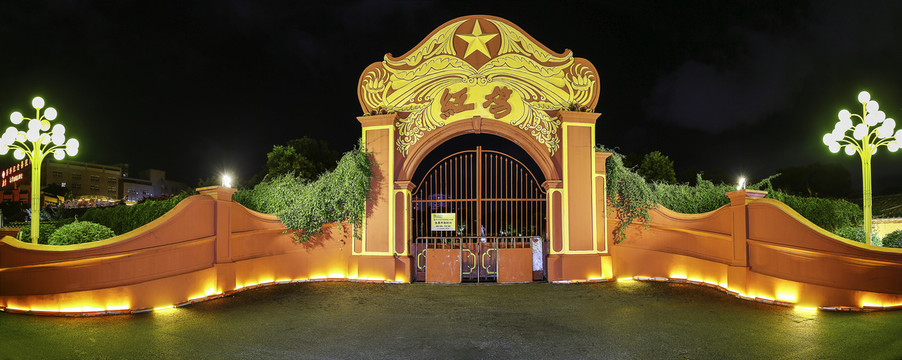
[81,192,196,235]
[596,146,862,242]
[766,192,860,233]
[48,221,116,245]
[652,175,734,214]
[17,224,58,244]
[882,230,902,248]
[234,147,373,242]
[834,225,882,246]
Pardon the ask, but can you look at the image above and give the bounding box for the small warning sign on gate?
[431,213,456,231]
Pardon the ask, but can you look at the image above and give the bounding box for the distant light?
[736,176,746,190]
[221,174,233,188]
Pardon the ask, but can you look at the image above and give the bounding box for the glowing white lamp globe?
[828,142,841,153]
[27,119,41,131]
[853,123,868,140]
[822,133,834,145]
[0,146,7,155]
[51,133,64,145]
[65,138,79,156]
[874,110,886,123]
[866,100,879,114]
[52,124,65,134]
[53,150,65,160]
[889,142,899,152]
[43,107,57,120]
[222,174,233,188]
[883,118,895,131]
[13,149,25,160]
[858,91,871,103]
[844,145,856,155]
[838,109,851,122]
[32,97,45,109]
[10,112,23,124]
[26,129,39,142]
[865,113,879,126]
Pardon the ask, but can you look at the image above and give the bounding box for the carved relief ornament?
[357,15,600,156]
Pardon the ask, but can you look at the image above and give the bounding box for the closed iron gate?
[412,147,546,282]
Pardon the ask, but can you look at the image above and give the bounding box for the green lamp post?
[822,91,900,245]
[2,97,80,244]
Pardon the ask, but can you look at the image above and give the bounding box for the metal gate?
[412,147,547,282]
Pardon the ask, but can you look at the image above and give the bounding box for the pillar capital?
[725,189,767,206]
[197,186,237,202]
[558,110,600,125]
[357,113,398,128]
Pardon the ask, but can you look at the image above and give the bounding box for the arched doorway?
[409,135,547,282]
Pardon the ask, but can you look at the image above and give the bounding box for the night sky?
[2,1,901,193]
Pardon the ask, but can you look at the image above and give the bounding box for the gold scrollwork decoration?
[357,16,599,156]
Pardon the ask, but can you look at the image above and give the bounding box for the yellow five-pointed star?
[456,20,497,58]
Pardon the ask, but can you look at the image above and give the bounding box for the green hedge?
[883,230,902,248]
[234,147,372,242]
[47,221,116,245]
[17,224,58,244]
[652,175,734,214]
[598,147,862,242]
[81,192,196,235]
[834,225,882,246]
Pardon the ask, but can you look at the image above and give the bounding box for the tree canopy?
[638,151,677,184]
[251,137,341,185]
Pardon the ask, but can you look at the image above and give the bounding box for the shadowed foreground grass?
[2,281,901,359]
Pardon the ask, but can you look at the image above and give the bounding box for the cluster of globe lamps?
[822,91,899,245]
[3,97,79,243]
[2,97,79,159]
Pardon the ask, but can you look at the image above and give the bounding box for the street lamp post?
[2,97,80,244]
[822,91,900,245]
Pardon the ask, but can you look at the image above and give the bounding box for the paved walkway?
[2,281,901,359]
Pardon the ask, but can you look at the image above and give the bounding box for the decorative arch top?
[357,15,600,156]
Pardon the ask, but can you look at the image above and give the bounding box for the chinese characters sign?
[358,15,599,156]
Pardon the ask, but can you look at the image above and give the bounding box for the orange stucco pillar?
[725,189,768,294]
[198,186,238,293]
[546,111,606,282]
[354,114,410,282]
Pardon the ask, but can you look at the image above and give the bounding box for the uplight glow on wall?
[822,91,899,245]
[3,97,80,243]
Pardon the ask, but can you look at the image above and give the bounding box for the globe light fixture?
[822,91,899,245]
[2,97,80,244]
[221,174,233,188]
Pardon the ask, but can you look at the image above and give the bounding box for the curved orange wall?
[0,187,374,315]
[610,190,902,310]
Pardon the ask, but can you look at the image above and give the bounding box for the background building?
[0,159,189,207]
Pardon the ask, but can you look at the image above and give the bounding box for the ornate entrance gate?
[412,146,546,282]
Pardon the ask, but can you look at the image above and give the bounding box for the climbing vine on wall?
[597,145,656,243]
[234,145,373,242]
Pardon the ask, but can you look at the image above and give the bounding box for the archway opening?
[410,134,547,282]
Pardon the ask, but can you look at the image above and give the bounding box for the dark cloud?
[648,0,902,133]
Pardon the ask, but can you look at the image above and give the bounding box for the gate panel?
[411,148,546,281]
